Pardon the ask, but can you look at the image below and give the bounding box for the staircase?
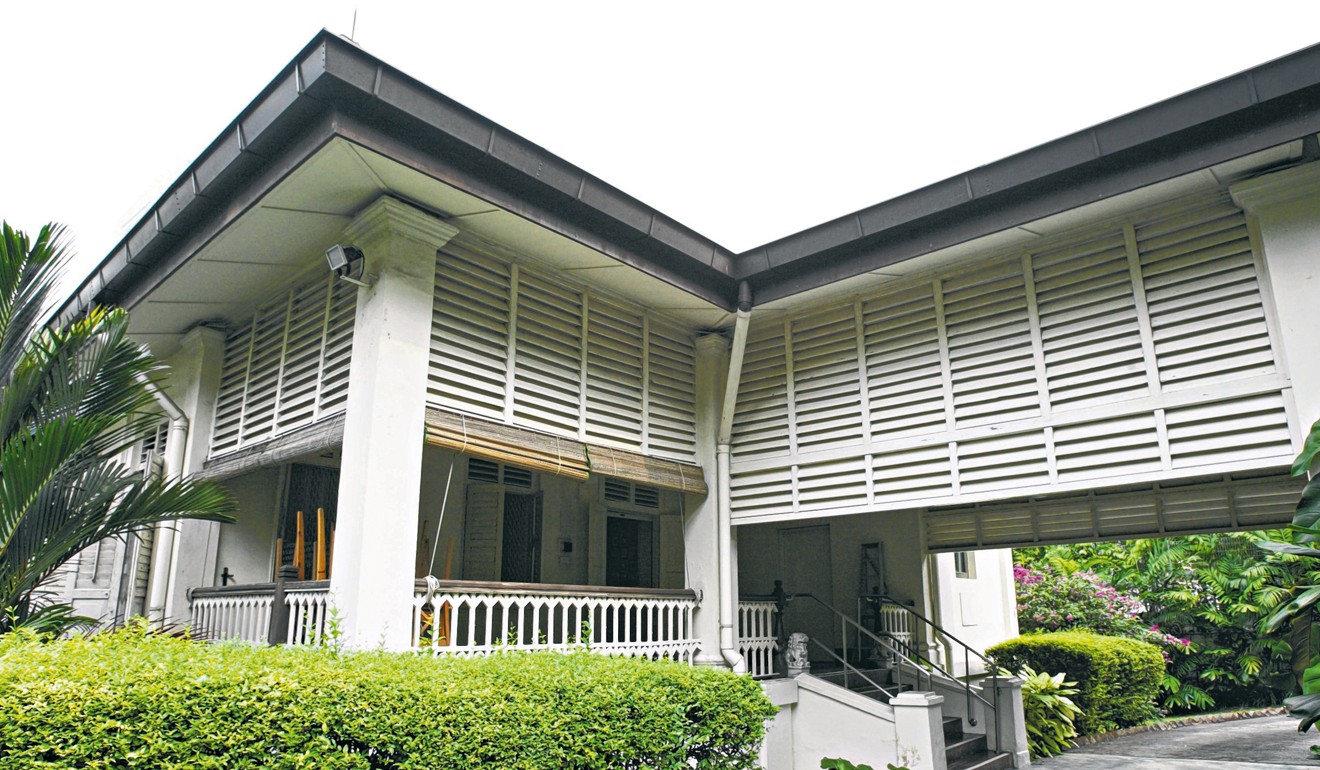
[943,716,1011,770]
[815,667,1011,769]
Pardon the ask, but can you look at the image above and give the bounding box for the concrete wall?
[930,549,1019,671]
[212,467,282,586]
[757,677,903,770]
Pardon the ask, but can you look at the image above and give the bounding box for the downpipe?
[140,374,188,626]
[716,283,752,672]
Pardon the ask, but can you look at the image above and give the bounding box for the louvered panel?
[430,250,511,420]
[1159,486,1234,532]
[796,457,868,512]
[1165,392,1292,469]
[957,430,1049,493]
[1138,203,1274,387]
[646,319,698,462]
[871,444,952,503]
[1235,480,1305,526]
[585,297,644,447]
[729,467,794,518]
[1094,495,1159,537]
[943,261,1039,427]
[316,278,356,416]
[791,306,864,452]
[1053,414,1161,483]
[239,303,287,445]
[977,507,1035,546]
[210,325,252,455]
[925,511,979,551]
[275,277,330,433]
[732,321,791,461]
[863,287,945,440]
[1033,232,1148,410]
[513,272,583,436]
[1034,499,1098,543]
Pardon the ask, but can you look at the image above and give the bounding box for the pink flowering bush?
[1015,564,1191,653]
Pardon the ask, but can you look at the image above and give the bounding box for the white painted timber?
[738,598,779,677]
[731,194,1295,524]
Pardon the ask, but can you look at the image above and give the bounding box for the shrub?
[0,626,776,769]
[1016,666,1082,758]
[989,631,1163,735]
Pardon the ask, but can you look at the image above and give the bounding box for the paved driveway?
[1034,715,1315,769]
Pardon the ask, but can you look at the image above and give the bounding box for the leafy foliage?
[0,624,776,768]
[1017,532,1308,713]
[989,631,1164,734]
[0,222,234,633]
[1016,665,1082,758]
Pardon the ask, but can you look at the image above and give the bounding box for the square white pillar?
[330,197,457,650]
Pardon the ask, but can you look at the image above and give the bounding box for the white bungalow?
[51,31,1320,770]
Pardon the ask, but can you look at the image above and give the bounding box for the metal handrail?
[801,637,900,702]
[777,588,1001,753]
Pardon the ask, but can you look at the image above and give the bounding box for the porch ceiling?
[128,138,734,358]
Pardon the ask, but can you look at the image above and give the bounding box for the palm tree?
[0,222,234,634]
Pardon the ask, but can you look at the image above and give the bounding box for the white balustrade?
[190,581,332,646]
[876,601,913,665]
[737,599,779,678]
[190,586,274,643]
[411,581,699,662]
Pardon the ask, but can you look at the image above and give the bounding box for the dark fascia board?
[740,42,1320,303]
[56,30,741,321]
[56,33,1320,322]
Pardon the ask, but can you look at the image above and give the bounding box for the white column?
[161,325,227,623]
[1232,164,1320,435]
[984,676,1029,768]
[688,333,729,665]
[330,197,457,650]
[890,692,947,770]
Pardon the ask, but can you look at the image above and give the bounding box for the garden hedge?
[0,626,776,769]
[988,630,1163,735]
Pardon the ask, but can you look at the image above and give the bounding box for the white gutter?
[715,282,752,673]
[140,374,188,626]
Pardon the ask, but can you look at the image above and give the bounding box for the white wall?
[931,549,1019,672]
[212,468,281,586]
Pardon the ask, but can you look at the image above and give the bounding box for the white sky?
[4,1,1320,286]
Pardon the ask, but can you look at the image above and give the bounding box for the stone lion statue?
[784,632,810,672]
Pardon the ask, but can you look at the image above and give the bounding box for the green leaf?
[1293,419,1320,477]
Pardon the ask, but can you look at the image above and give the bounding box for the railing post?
[267,564,297,646]
[772,580,788,676]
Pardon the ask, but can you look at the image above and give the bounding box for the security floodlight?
[325,244,369,287]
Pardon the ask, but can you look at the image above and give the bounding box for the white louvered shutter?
[317,278,356,416]
[463,484,503,581]
[274,277,329,433]
[863,285,945,441]
[431,251,511,419]
[211,325,252,456]
[238,303,285,445]
[585,297,645,447]
[513,272,583,436]
[790,305,864,452]
[646,318,698,462]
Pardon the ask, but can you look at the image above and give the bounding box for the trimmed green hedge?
[988,631,1163,735]
[0,626,776,769]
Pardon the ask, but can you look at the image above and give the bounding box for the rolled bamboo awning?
[424,408,590,480]
[424,407,708,495]
[587,444,708,496]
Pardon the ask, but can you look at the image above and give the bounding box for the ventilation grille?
[730,194,1292,522]
[468,458,533,488]
[604,478,660,508]
[210,273,356,457]
[428,248,699,463]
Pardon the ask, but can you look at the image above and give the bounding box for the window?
[953,551,975,579]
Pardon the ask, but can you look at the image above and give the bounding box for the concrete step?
[944,734,985,763]
[945,751,1012,770]
[942,716,963,742]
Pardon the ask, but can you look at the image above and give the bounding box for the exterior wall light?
[325,244,369,287]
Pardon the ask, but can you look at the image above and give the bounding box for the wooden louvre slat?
[587,444,708,496]
[424,407,590,480]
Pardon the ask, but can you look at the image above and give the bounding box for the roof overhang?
[57,31,1320,322]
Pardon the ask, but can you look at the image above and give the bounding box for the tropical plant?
[0,222,234,634]
[1017,532,1306,712]
[1016,665,1083,758]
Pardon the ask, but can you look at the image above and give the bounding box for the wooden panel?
[646,318,698,462]
[430,250,511,419]
[585,296,645,447]
[790,305,865,453]
[513,271,583,437]
[732,320,791,461]
[462,483,503,582]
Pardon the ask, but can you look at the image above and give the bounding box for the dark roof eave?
[57,30,741,321]
[738,42,1320,303]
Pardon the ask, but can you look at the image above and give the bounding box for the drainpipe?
[140,374,189,626]
[715,282,752,673]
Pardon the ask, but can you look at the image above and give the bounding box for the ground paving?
[1033,715,1315,769]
